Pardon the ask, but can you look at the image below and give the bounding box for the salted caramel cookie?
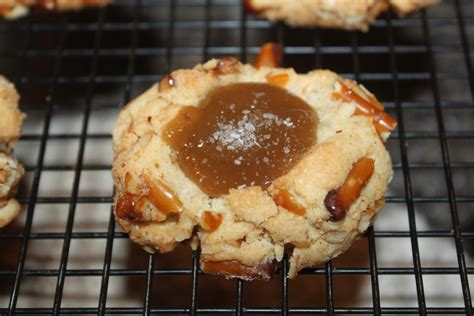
[112,52,396,279]
[0,0,110,19]
[0,76,24,228]
[245,0,439,31]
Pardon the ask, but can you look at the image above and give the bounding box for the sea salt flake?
[212,112,264,151]
[245,122,255,131]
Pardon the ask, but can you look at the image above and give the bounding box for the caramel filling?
[163,83,317,197]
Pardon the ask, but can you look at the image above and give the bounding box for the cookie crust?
[0,0,110,19]
[0,76,24,228]
[0,153,24,228]
[0,76,24,150]
[246,0,439,31]
[390,0,440,16]
[112,58,394,279]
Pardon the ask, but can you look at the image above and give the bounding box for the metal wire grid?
[0,0,472,314]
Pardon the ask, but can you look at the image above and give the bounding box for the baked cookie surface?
[0,75,24,149]
[0,153,24,228]
[245,0,440,31]
[112,57,396,279]
[0,0,110,19]
[0,76,24,228]
[390,0,440,15]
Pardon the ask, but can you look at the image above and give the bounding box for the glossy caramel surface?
[163,83,317,197]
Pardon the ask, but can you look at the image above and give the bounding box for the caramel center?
[163,83,318,197]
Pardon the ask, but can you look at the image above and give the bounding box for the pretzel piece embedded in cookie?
[332,79,397,139]
[255,43,282,68]
[325,157,375,221]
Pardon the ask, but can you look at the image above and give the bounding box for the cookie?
[0,153,24,228]
[0,76,24,228]
[245,0,439,31]
[390,0,439,16]
[0,75,24,151]
[112,50,396,279]
[0,0,110,19]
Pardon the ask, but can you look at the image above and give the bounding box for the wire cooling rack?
[0,0,473,314]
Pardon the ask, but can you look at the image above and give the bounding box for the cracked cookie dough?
[0,76,24,151]
[112,52,397,279]
[245,0,440,31]
[0,76,24,228]
[0,0,110,19]
[0,153,24,228]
